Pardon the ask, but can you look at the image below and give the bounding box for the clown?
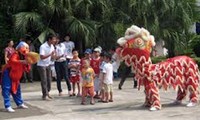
[117,25,200,111]
[1,41,39,112]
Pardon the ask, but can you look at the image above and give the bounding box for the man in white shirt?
[63,34,75,60]
[37,34,56,100]
[63,34,75,76]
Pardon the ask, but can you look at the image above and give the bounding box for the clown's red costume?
[117,25,200,111]
[1,42,39,112]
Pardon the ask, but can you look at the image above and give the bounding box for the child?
[80,48,92,70]
[98,52,106,102]
[68,50,81,96]
[81,60,95,105]
[90,46,102,98]
[102,53,113,103]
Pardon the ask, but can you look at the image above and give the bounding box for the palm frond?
[15,12,44,33]
[38,27,55,43]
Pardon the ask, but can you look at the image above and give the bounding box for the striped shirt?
[69,58,81,76]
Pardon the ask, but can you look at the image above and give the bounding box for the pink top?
[4,47,15,59]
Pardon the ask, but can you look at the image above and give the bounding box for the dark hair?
[46,33,56,41]
[65,33,70,37]
[100,51,105,57]
[25,35,33,42]
[104,52,112,61]
[72,49,78,53]
[6,39,13,44]
[111,46,116,51]
[56,33,60,39]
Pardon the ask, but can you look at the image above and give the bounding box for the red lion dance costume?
[1,41,39,112]
[117,25,200,111]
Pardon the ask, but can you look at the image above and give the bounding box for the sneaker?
[118,85,122,90]
[149,107,158,111]
[47,95,53,99]
[186,102,197,107]
[68,91,73,96]
[18,104,28,109]
[59,92,63,96]
[77,93,81,97]
[6,107,15,113]
[42,96,52,101]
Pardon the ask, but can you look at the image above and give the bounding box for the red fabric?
[90,58,101,75]
[3,52,29,94]
[70,75,80,83]
[82,86,94,97]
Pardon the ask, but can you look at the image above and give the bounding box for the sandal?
[109,99,113,102]
[90,101,95,105]
[81,102,86,105]
[98,100,104,102]
[102,100,109,103]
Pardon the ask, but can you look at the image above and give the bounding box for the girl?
[68,50,81,96]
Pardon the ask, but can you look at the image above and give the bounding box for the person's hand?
[51,50,56,56]
[21,60,28,64]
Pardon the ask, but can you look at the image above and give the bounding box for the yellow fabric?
[81,67,95,87]
[26,52,40,64]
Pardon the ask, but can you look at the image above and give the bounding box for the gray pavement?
[0,78,200,120]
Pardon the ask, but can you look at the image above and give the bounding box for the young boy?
[81,60,95,105]
[98,52,106,102]
[102,53,113,103]
[90,47,102,98]
[68,50,81,96]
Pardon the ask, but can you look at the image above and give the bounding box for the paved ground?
[0,78,200,120]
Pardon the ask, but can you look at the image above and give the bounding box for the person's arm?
[102,65,107,82]
[40,52,54,60]
[40,46,55,60]
[4,50,9,64]
[54,49,64,60]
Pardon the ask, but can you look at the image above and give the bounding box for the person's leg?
[61,61,71,94]
[109,84,113,102]
[94,77,100,98]
[2,70,12,109]
[66,59,71,77]
[81,87,86,104]
[46,66,52,98]
[89,87,95,105]
[133,73,137,88]
[77,82,81,96]
[12,84,24,106]
[27,65,33,82]
[72,82,76,95]
[103,84,109,102]
[20,72,27,83]
[37,66,48,99]
[55,62,62,95]
[118,66,131,89]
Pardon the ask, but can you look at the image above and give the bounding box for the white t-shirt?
[37,42,55,67]
[112,53,120,72]
[63,41,75,59]
[55,43,66,61]
[102,62,113,84]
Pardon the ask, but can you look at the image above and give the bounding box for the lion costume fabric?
[117,25,200,111]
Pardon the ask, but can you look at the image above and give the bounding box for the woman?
[4,39,15,64]
[54,35,72,96]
